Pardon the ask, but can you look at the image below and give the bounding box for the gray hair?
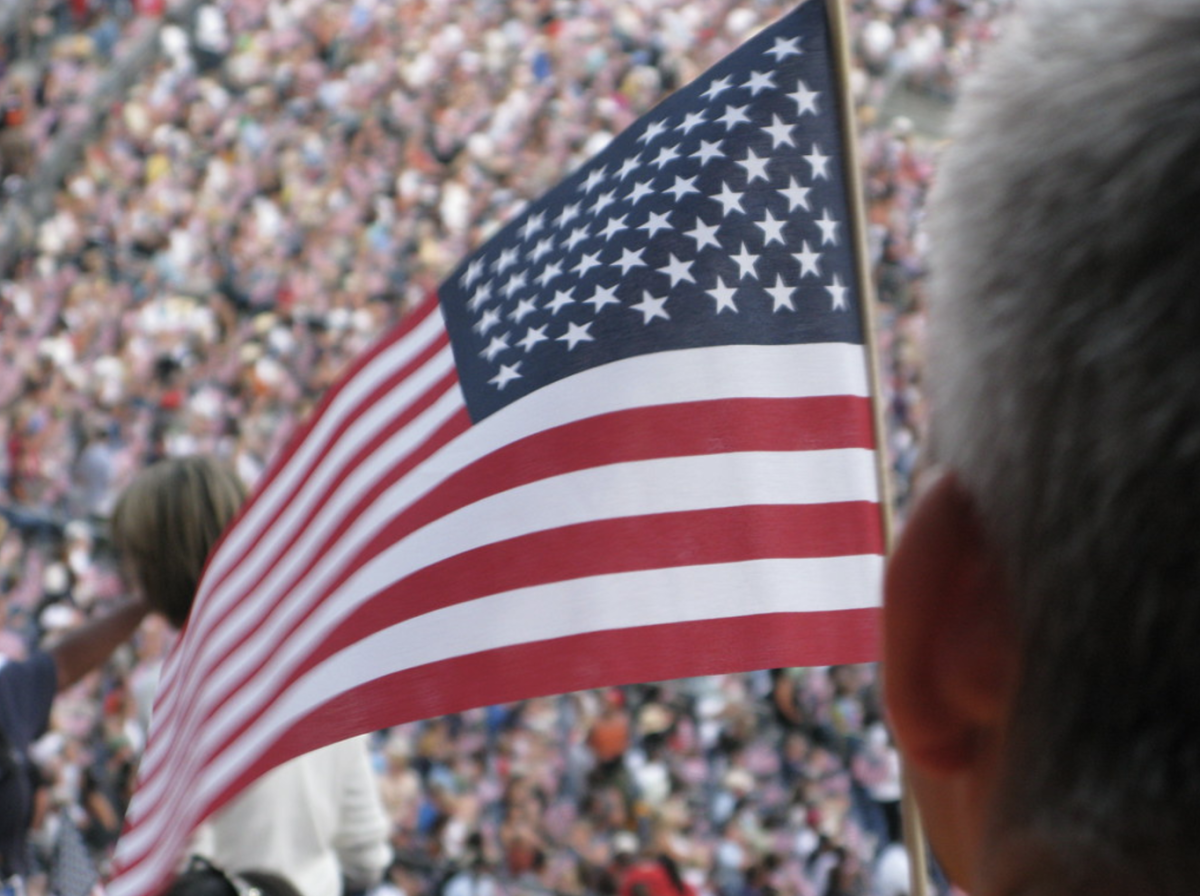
[926,0,1200,857]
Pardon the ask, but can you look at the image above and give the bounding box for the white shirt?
[192,737,391,896]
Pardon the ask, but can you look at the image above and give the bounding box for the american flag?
[110,1,883,892]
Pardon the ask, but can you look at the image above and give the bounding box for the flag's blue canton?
[439,0,861,422]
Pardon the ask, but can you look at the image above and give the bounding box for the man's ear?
[883,469,1018,775]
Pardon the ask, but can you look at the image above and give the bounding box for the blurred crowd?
[1,0,144,197]
[0,0,1011,895]
[370,670,906,896]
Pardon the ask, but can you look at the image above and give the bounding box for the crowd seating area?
[0,2,1012,894]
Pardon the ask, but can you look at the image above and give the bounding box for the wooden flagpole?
[821,1,932,894]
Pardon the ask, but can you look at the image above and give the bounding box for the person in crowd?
[882,1,1200,893]
[619,851,696,896]
[0,517,150,887]
[112,456,391,896]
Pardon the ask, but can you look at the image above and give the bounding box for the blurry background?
[0,1,1009,893]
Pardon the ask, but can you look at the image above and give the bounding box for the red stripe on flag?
[316,501,885,663]
[139,395,874,786]
[139,607,880,853]
[195,330,458,618]
[251,293,444,499]
[188,296,447,603]
[389,395,876,543]
[135,502,883,791]
[144,399,471,779]
[299,608,882,738]
[111,0,890,890]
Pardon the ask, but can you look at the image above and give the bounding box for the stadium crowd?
[0,0,1009,894]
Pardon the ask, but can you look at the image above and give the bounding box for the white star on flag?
[640,211,673,237]
[591,190,618,215]
[737,150,772,183]
[615,156,640,180]
[648,144,682,169]
[638,119,669,145]
[520,211,547,241]
[585,284,622,312]
[517,325,550,352]
[546,290,575,314]
[731,243,759,279]
[627,180,655,204]
[794,241,822,278]
[572,251,603,277]
[666,175,701,201]
[804,143,831,180]
[763,115,796,149]
[678,110,707,134]
[509,298,538,323]
[707,278,739,313]
[555,202,582,228]
[474,307,502,335]
[700,74,733,101]
[693,139,725,165]
[815,209,840,245]
[789,80,820,116]
[106,5,886,893]
[564,225,590,252]
[615,247,647,275]
[659,253,695,286]
[463,258,485,286]
[530,237,555,262]
[766,34,802,60]
[757,212,787,246]
[558,320,593,349]
[580,169,607,194]
[467,282,492,312]
[826,274,849,311]
[501,270,527,299]
[495,246,519,273]
[480,334,509,362]
[488,361,522,389]
[686,218,723,251]
[598,215,629,241]
[712,183,745,216]
[631,291,670,323]
[744,70,776,95]
[767,276,797,312]
[717,104,752,130]
[780,177,812,212]
[535,261,563,288]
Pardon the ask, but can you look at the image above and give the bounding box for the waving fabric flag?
[110,1,884,893]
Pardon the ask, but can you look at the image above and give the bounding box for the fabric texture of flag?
[110,1,884,892]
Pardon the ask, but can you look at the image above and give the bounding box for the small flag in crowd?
[110,1,884,893]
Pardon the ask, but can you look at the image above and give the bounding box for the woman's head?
[112,456,247,629]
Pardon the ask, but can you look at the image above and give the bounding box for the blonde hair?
[112,456,247,629]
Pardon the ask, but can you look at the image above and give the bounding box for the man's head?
[884,0,1200,890]
[111,456,247,629]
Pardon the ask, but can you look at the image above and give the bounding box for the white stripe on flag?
[121,339,878,869]
[153,311,453,702]
[130,442,877,825]
[177,447,878,747]
[119,552,882,868]
[145,340,870,776]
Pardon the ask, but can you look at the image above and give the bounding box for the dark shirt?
[0,651,57,877]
